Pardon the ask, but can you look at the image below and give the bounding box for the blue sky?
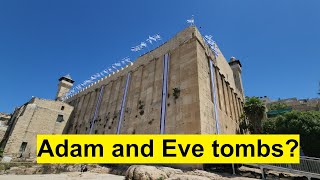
[1,0,319,113]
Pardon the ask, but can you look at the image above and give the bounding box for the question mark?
[286,139,298,157]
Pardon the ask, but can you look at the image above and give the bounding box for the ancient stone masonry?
[0,98,73,159]
[64,26,245,136]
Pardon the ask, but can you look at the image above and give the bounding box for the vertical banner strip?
[89,85,105,134]
[117,72,131,134]
[209,60,220,134]
[160,53,169,134]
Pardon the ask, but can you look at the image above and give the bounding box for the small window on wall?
[19,142,27,155]
[61,106,65,110]
[56,114,64,122]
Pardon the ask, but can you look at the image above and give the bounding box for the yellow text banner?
[37,134,299,164]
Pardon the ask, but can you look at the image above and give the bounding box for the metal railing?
[246,156,320,179]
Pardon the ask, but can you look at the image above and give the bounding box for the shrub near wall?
[263,111,320,157]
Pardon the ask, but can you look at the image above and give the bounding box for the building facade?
[63,26,245,136]
[0,77,74,159]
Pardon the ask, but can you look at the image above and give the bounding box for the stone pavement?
[0,172,125,180]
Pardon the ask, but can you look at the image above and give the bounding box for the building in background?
[0,76,74,160]
[259,96,320,118]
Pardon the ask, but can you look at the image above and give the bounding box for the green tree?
[263,111,320,157]
[240,97,266,134]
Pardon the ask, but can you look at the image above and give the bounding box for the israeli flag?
[131,46,141,52]
[114,62,121,67]
[146,38,153,44]
[123,57,132,63]
[148,35,157,42]
[187,16,194,25]
[140,42,147,48]
[154,34,161,40]
[149,34,161,42]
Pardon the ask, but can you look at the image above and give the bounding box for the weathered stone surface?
[126,165,170,180]
[1,98,73,159]
[167,174,211,180]
[125,165,234,180]
[186,170,222,179]
[65,164,81,172]
[7,166,25,175]
[1,156,12,162]
[90,166,111,174]
[157,166,183,177]
[241,172,256,178]
[24,167,38,175]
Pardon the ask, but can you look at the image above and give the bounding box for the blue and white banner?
[204,35,219,57]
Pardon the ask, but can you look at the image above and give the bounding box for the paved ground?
[0,172,125,180]
[0,172,258,180]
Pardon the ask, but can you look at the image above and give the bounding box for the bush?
[262,111,320,157]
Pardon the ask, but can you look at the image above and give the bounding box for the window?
[56,114,64,122]
[19,142,27,155]
[61,106,65,110]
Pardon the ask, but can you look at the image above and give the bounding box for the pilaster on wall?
[117,73,131,134]
[196,37,244,135]
[165,38,201,134]
[196,41,217,135]
[160,53,169,134]
[120,66,144,134]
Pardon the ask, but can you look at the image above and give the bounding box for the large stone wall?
[1,98,73,158]
[64,26,245,136]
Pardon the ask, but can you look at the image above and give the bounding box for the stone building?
[63,26,245,137]
[0,76,74,159]
[265,97,320,117]
[275,98,320,111]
